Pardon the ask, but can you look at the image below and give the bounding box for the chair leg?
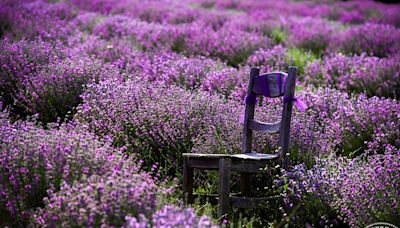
[218,157,231,220]
[183,157,194,206]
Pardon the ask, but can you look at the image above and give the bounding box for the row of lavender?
[0,0,399,227]
[1,0,400,123]
[3,75,398,226]
[0,105,215,227]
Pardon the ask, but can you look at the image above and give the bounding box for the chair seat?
[182,153,230,158]
[231,152,278,160]
[182,153,278,160]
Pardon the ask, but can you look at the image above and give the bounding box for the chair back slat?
[251,72,287,97]
[248,120,280,134]
[278,67,297,165]
[241,68,258,154]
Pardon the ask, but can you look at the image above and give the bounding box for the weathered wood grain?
[183,157,194,205]
[248,119,280,133]
[218,158,231,219]
[242,68,258,154]
[279,66,297,168]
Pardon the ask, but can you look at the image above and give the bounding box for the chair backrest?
[241,66,297,164]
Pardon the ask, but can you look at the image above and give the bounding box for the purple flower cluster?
[178,22,268,67]
[150,205,216,228]
[325,0,400,26]
[0,104,125,225]
[91,15,181,52]
[335,151,400,227]
[74,12,267,66]
[76,78,247,175]
[331,23,400,58]
[285,17,341,54]
[124,205,217,228]
[135,51,226,91]
[0,38,118,123]
[305,53,400,98]
[279,150,399,227]
[303,89,400,157]
[1,104,215,227]
[33,167,158,227]
[0,0,75,40]
[246,45,287,71]
[73,40,250,98]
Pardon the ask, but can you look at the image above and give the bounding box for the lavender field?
[0,0,399,227]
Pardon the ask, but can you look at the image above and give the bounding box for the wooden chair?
[182,66,298,219]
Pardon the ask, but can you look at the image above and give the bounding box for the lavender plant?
[331,23,400,58]
[278,150,400,227]
[0,38,118,123]
[148,205,217,228]
[246,45,287,71]
[137,51,228,91]
[0,0,76,40]
[305,53,400,98]
[76,78,244,175]
[325,0,400,26]
[0,105,126,226]
[178,22,268,67]
[91,15,181,52]
[33,168,159,227]
[0,38,67,117]
[285,17,340,55]
[35,178,216,227]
